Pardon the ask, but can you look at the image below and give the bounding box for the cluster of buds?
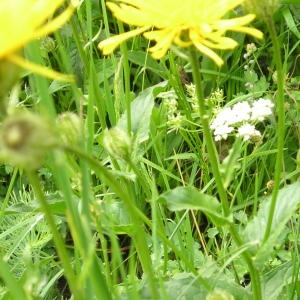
[210,98,274,142]
[244,43,257,59]
[205,88,224,112]
[158,90,184,132]
[185,83,198,112]
[243,43,257,70]
[243,43,258,90]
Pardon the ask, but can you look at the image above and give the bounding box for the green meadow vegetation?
[0,1,300,299]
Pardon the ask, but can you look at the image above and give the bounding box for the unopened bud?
[103,127,132,160]
[56,112,81,145]
[40,36,56,53]
[244,0,280,21]
[0,112,57,170]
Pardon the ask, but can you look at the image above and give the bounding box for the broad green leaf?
[118,81,167,144]
[120,268,251,300]
[100,199,133,234]
[242,181,300,266]
[158,186,232,226]
[262,262,296,299]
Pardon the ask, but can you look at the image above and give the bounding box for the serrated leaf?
[158,186,232,226]
[251,76,269,97]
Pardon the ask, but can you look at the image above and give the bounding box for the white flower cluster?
[210,98,274,141]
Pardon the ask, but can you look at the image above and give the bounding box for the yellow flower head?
[99,0,263,66]
[0,0,78,81]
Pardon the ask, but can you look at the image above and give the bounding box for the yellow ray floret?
[98,0,263,66]
[0,0,78,81]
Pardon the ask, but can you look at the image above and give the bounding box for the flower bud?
[102,127,132,160]
[206,289,235,300]
[56,112,81,145]
[243,0,280,21]
[40,36,57,54]
[0,112,57,170]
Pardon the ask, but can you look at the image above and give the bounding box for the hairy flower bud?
[40,36,57,54]
[244,0,280,21]
[0,112,57,170]
[56,112,81,146]
[103,127,132,160]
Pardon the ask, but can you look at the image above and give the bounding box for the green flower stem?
[189,49,262,299]
[189,49,229,216]
[263,17,285,243]
[27,171,82,299]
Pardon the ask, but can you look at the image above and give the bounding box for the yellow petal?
[214,14,263,39]
[100,0,264,64]
[194,42,224,66]
[32,2,78,40]
[231,26,263,39]
[7,54,74,82]
[190,30,224,66]
[144,28,177,59]
[202,36,238,50]
[98,26,150,55]
[0,0,77,59]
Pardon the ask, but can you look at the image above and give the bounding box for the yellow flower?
[98,0,263,66]
[0,0,78,81]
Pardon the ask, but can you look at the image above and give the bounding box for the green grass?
[0,1,300,299]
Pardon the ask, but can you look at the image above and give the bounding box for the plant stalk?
[263,16,285,243]
[189,48,262,299]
